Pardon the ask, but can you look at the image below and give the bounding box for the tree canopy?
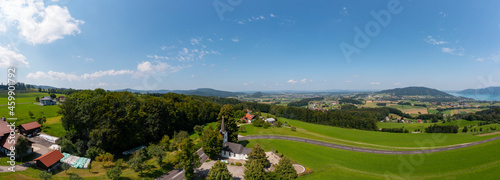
[206,161,232,180]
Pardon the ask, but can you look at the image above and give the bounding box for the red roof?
[0,120,10,136]
[34,150,64,168]
[20,121,41,131]
[245,114,255,120]
[0,133,20,149]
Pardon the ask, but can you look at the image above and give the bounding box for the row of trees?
[287,97,324,107]
[339,98,364,105]
[425,124,459,133]
[380,127,409,133]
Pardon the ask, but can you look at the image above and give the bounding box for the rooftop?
[34,150,64,168]
[222,142,252,155]
[20,121,41,131]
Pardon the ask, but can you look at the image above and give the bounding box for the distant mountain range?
[457,87,500,95]
[377,86,453,97]
[115,88,245,97]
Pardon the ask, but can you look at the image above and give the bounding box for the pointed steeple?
[220,116,226,132]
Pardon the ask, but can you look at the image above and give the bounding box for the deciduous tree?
[128,149,147,175]
[201,125,222,159]
[175,138,200,180]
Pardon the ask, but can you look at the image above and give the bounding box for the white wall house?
[220,142,251,160]
[40,96,57,106]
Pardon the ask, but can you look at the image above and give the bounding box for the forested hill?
[377,87,452,97]
[458,87,500,95]
[116,88,245,97]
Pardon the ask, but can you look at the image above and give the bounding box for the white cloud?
[439,12,447,17]
[0,0,84,45]
[353,75,360,78]
[270,13,275,17]
[394,82,401,86]
[27,71,80,81]
[341,7,349,16]
[83,69,133,79]
[442,47,464,56]
[424,36,447,45]
[370,82,380,85]
[147,54,169,60]
[476,52,500,62]
[231,38,239,42]
[91,82,108,87]
[243,83,248,86]
[442,47,455,53]
[190,38,201,45]
[345,80,352,83]
[0,46,29,67]
[300,78,308,83]
[287,79,298,84]
[137,61,169,73]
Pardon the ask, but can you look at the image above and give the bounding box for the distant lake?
[448,92,500,101]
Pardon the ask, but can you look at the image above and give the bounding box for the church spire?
[221,116,225,132]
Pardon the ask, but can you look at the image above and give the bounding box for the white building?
[264,118,276,124]
[40,96,57,106]
[219,117,251,160]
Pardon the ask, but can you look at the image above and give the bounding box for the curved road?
[238,135,500,154]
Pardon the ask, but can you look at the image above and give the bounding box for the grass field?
[241,114,500,150]
[0,92,64,125]
[245,137,500,179]
[41,116,66,137]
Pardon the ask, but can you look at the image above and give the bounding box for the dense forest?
[425,124,459,133]
[287,97,323,107]
[59,90,221,154]
[338,98,363,105]
[453,108,500,123]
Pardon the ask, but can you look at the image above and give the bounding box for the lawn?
[242,114,500,150]
[41,116,66,137]
[245,137,500,179]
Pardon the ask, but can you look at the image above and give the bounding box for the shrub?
[291,126,296,131]
[235,162,242,166]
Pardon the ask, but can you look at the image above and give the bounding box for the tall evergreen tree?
[206,161,232,180]
[275,156,298,179]
[246,144,269,168]
[175,138,201,180]
[244,159,267,180]
[201,125,223,159]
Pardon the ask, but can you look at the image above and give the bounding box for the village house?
[264,118,276,124]
[0,120,33,156]
[40,96,57,106]
[239,110,255,123]
[18,121,42,136]
[34,150,64,171]
[58,96,66,102]
[220,117,251,160]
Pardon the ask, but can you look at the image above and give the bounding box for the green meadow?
[241,115,500,150]
[245,138,500,179]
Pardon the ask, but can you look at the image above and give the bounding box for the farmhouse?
[58,96,66,102]
[40,96,57,106]
[239,111,255,123]
[264,118,276,124]
[34,150,64,171]
[0,120,33,156]
[220,117,251,160]
[18,121,42,135]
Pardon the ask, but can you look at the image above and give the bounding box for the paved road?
[238,135,500,154]
[156,148,208,180]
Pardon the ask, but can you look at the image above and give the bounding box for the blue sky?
[1,0,500,91]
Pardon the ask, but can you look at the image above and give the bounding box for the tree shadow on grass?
[239,140,249,147]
